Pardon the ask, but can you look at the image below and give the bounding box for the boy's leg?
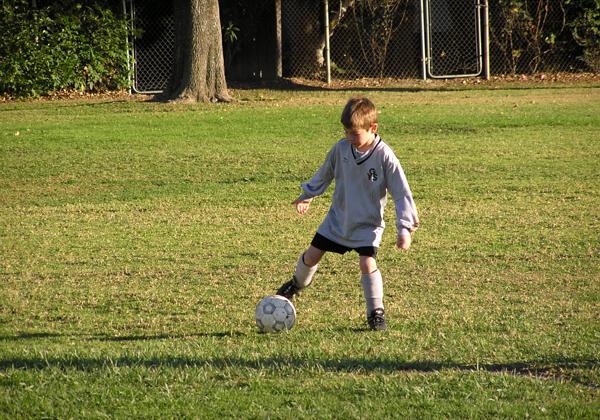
[359,256,386,331]
[359,256,383,314]
[295,245,324,287]
[359,255,378,275]
[303,245,326,269]
[276,246,324,300]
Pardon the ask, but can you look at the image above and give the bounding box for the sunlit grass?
[1,86,599,417]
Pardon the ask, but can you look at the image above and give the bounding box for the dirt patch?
[2,73,598,104]
[272,72,600,90]
[0,89,141,103]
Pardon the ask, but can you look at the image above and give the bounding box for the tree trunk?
[316,0,355,66]
[165,0,230,103]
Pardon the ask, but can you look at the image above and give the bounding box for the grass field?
[1,85,599,418]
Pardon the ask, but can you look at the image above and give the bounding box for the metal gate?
[127,0,175,93]
[424,0,483,78]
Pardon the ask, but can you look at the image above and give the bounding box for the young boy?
[276,96,419,331]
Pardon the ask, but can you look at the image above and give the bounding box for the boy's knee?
[303,246,323,267]
[359,256,377,274]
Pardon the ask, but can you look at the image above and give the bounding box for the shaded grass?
[0,87,599,417]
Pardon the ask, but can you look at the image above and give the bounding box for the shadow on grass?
[3,78,592,112]
[229,79,426,93]
[94,331,244,342]
[0,331,244,342]
[0,353,597,389]
[228,78,596,93]
[0,332,65,340]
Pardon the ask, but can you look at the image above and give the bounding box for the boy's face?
[344,123,378,150]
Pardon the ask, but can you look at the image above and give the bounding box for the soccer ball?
[255,295,296,333]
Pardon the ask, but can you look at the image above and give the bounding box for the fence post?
[275,0,282,78]
[123,0,132,93]
[419,0,427,80]
[324,0,331,85]
[483,0,490,80]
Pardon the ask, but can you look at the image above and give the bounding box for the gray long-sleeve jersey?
[299,135,419,248]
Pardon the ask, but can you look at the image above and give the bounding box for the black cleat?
[367,308,387,331]
[276,276,300,301]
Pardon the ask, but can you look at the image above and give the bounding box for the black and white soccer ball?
[255,295,296,333]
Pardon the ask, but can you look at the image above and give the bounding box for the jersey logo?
[367,168,378,182]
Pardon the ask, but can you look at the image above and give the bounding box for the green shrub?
[568,0,600,72]
[0,0,130,97]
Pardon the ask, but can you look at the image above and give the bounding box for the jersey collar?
[351,134,382,165]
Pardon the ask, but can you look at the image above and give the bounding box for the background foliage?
[0,0,129,97]
[568,0,600,72]
[0,0,599,97]
[284,0,600,79]
[490,0,600,74]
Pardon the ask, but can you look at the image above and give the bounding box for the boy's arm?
[292,197,312,215]
[384,153,420,249]
[396,229,412,250]
[292,145,336,214]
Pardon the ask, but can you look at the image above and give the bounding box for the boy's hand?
[396,232,412,250]
[292,198,312,215]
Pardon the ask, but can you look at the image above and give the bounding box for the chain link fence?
[284,0,424,79]
[284,0,591,80]
[488,0,588,74]
[129,0,595,92]
[128,0,174,93]
[426,0,482,77]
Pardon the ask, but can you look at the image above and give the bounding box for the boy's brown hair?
[340,97,378,130]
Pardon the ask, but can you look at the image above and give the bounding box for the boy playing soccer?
[276,96,419,331]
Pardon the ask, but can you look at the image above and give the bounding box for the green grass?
[1,86,599,418]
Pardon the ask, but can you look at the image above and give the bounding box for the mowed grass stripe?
[0,87,599,417]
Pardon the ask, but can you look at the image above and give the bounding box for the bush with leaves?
[492,0,564,74]
[568,0,600,72]
[0,0,129,97]
[490,0,600,74]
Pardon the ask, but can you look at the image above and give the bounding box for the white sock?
[293,254,318,288]
[361,270,384,316]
